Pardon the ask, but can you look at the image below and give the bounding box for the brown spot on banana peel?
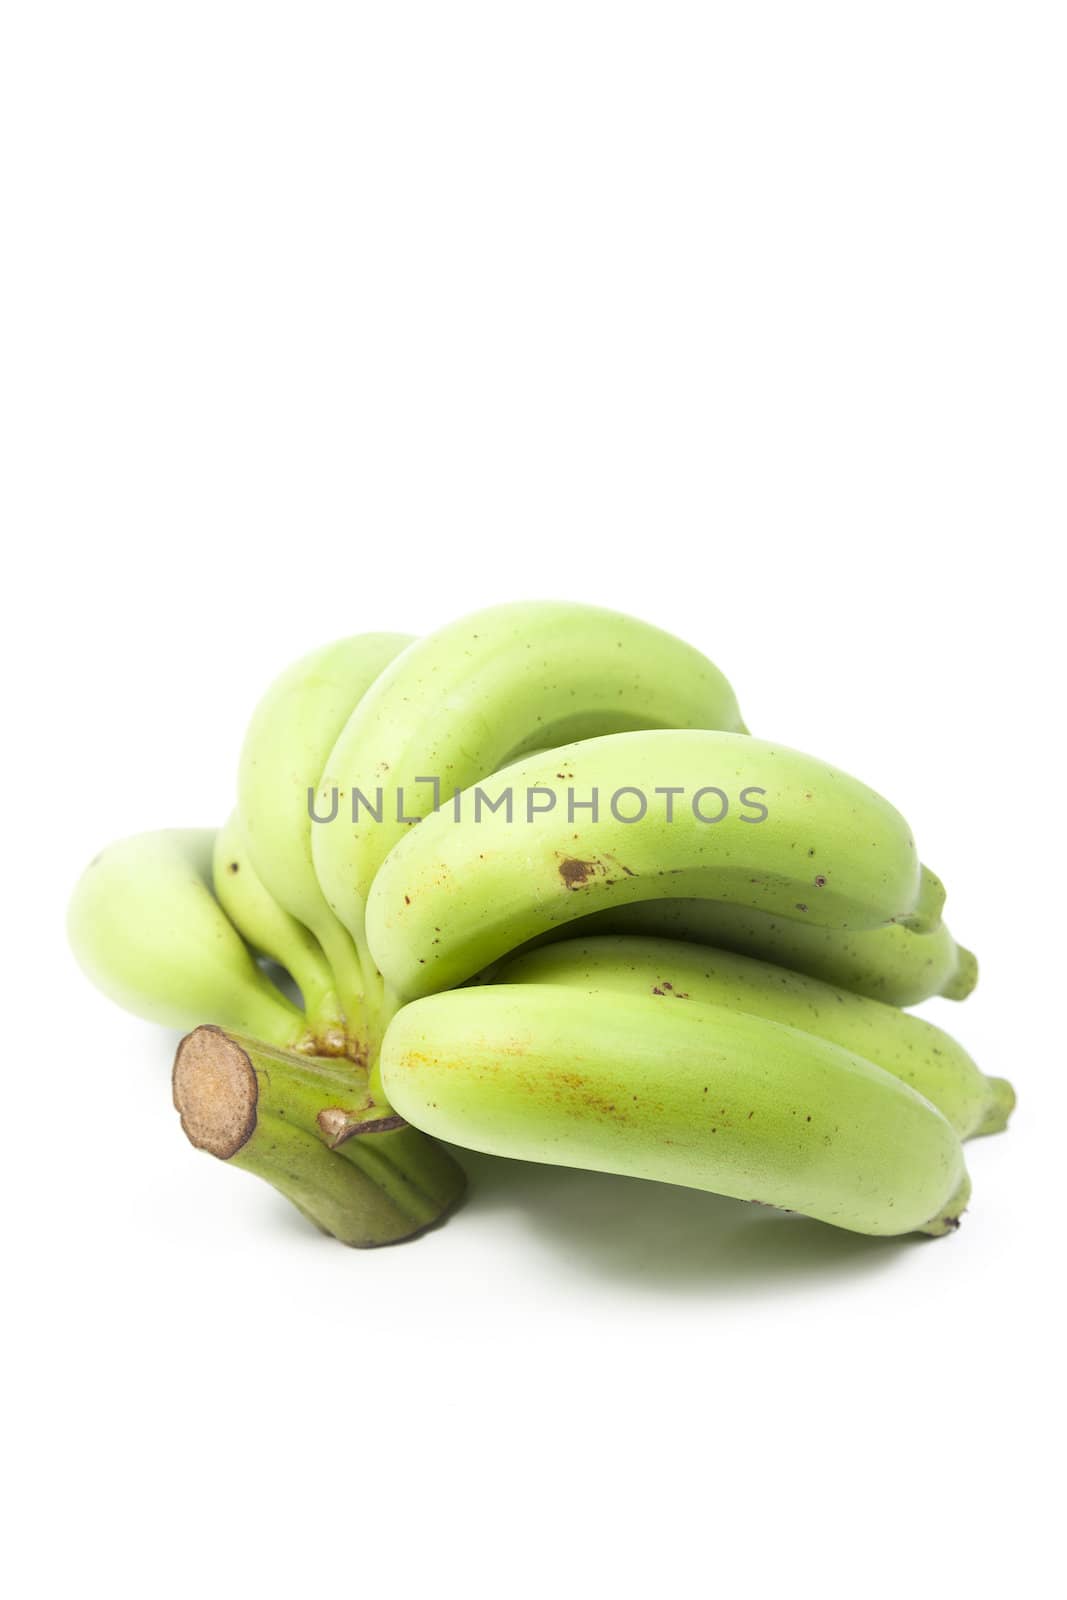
[558,856,598,887]
[603,853,636,877]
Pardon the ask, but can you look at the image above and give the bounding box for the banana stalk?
[70,827,468,1244]
[173,1026,466,1246]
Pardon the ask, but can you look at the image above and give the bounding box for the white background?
[3,5,1064,1596]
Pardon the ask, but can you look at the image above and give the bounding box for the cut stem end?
[173,1025,259,1159]
[172,1024,466,1247]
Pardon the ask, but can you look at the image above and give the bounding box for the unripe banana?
[496,936,1013,1139]
[212,812,347,1056]
[68,830,311,1049]
[311,602,747,1011]
[237,631,414,1041]
[366,728,941,1004]
[380,985,970,1237]
[558,897,977,1005]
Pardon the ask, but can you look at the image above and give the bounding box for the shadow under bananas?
[451,1146,921,1297]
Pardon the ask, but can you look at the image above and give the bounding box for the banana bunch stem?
[173,1026,466,1246]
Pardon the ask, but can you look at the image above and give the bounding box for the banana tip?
[919,1171,971,1237]
[898,867,947,936]
[974,1077,1016,1138]
[942,945,979,1001]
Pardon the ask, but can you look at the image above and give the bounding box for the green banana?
[68,830,312,1050]
[311,602,747,1030]
[237,631,414,1050]
[496,936,1012,1139]
[557,897,977,1005]
[365,728,942,1006]
[212,812,348,1056]
[380,984,971,1238]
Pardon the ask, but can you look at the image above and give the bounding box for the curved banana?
[557,898,977,1005]
[496,936,1013,1139]
[212,812,347,1055]
[380,984,970,1237]
[237,631,414,1045]
[68,830,311,1050]
[366,728,941,1005]
[311,602,747,1020]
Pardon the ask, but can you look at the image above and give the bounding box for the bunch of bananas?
[68,602,1013,1248]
